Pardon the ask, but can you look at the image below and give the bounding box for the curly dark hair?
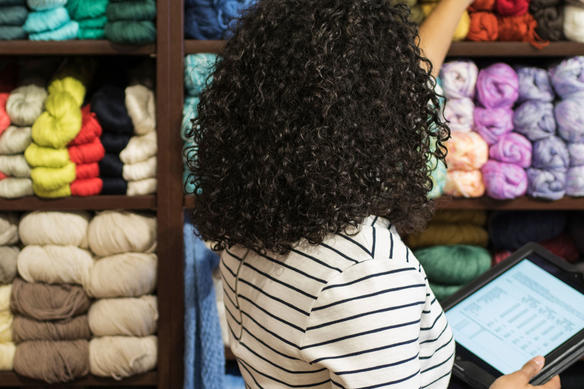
[187,0,449,254]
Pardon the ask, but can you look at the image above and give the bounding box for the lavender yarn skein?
[513,101,556,141]
[532,136,570,170]
[444,98,474,132]
[489,133,532,168]
[566,166,584,196]
[439,61,478,99]
[549,56,584,98]
[476,63,519,109]
[568,143,584,166]
[527,168,567,200]
[555,98,584,143]
[481,160,528,200]
[516,67,555,102]
[473,107,514,144]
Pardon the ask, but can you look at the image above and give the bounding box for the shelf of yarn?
[437,196,584,210]
[0,371,157,386]
[184,40,584,57]
[0,195,156,211]
[0,41,155,56]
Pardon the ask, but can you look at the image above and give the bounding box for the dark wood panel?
[0,196,156,211]
[448,41,584,57]
[437,197,584,210]
[0,372,157,387]
[184,40,226,54]
[0,41,155,56]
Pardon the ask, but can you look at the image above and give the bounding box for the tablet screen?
[446,258,584,375]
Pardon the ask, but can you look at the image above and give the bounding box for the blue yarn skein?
[517,66,555,102]
[489,211,567,250]
[568,143,584,167]
[566,166,584,197]
[555,97,584,143]
[26,0,67,10]
[23,6,69,33]
[549,56,584,99]
[527,167,567,200]
[185,0,256,39]
[532,136,570,170]
[184,54,218,97]
[91,86,134,135]
[29,20,78,41]
[513,100,556,141]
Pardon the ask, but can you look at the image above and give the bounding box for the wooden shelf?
[0,372,157,387]
[185,40,226,54]
[0,195,156,211]
[437,196,584,210]
[0,41,155,56]
[184,194,196,208]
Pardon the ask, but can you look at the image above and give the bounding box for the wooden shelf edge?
[184,40,226,54]
[184,194,195,208]
[0,371,157,386]
[437,196,584,210]
[0,195,157,211]
[0,40,155,56]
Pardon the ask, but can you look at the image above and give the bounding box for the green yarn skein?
[23,7,70,33]
[0,26,26,40]
[105,21,156,44]
[429,283,463,301]
[66,0,108,19]
[106,0,156,21]
[0,0,25,5]
[0,6,28,26]
[78,16,107,29]
[415,245,491,285]
[78,28,105,40]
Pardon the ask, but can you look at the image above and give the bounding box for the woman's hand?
[490,356,561,389]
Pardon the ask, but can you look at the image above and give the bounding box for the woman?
[188,1,561,388]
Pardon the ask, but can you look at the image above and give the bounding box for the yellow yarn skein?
[31,93,82,149]
[30,162,76,192]
[48,76,86,107]
[32,183,72,198]
[0,284,10,312]
[421,4,469,41]
[25,143,70,168]
[0,342,15,370]
[407,223,488,248]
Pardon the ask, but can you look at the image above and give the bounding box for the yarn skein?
[549,56,584,98]
[527,167,566,200]
[555,97,584,143]
[489,132,532,167]
[88,296,158,337]
[89,336,157,380]
[467,12,499,41]
[119,131,157,164]
[0,246,18,284]
[414,245,491,284]
[513,100,556,141]
[444,170,485,198]
[481,160,528,200]
[476,63,519,108]
[0,213,18,246]
[125,84,156,135]
[516,66,554,102]
[445,132,488,171]
[17,245,94,285]
[0,126,32,154]
[443,98,474,132]
[473,106,514,144]
[6,85,47,126]
[18,211,89,247]
[13,315,91,342]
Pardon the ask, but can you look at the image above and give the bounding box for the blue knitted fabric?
[184,212,226,389]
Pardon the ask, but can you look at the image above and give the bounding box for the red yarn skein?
[540,234,580,262]
[493,251,511,266]
[0,93,11,135]
[69,105,103,146]
[69,137,105,164]
[76,163,99,180]
[496,0,529,16]
[498,14,548,47]
[467,12,499,41]
[469,0,496,12]
[71,178,103,197]
[0,172,7,180]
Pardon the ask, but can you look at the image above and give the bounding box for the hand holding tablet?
[490,356,561,389]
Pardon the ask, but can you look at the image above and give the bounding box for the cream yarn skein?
[0,178,33,198]
[0,155,31,178]
[565,5,584,43]
[119,131,157,164]
[0,246,19,284]
[88,296,158,336]
[89,336,157,380]
[17,245,94,285]
[88,211,156,257]
[0,310,13,343]
[6,85,48,126]
[0,214,18,246]
[0,126,32,154]
[125,85,156,135]
[122,156,156,181]
[19,211,89,248]
[83,253,157,298]
[0,284,11,312]
[0,342,15,370]
[127,178,157,196]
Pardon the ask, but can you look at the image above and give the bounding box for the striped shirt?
[220,215,454,388]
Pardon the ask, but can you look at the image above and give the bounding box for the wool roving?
[496,0,529,16]
[473,106,514,144]
[443,97,474,132]
[0,246,18,284]
[532,136,570,170]
[527,167,567,200]
[566,166,584,196]
[497,14,544,45]
[414,245,492,284]
[549,56,584,98]
[481,160,528,199]
[0,213,18,246]
[17,245,94,285]
[513,100,556,141]
[467,12,499,41]
[476,63,519,109]
[555,97,584,143]
[87,211,156,257]
[564,5,584,44]
[445,132,488,171]
[0,342,14,370]
[0,311,11,343]
[444,170,486,197]
[407,224,488,248]
[533,6,564,41]
[516,66,555,102]
[6,85,47,127]
[88,296,157,337]
[489,132,532,167]
[470,0,496,11]
[568,143,584,166]
[13,340,89,384]
[529,0,560,12]
[18,211,89,248]
[13,315,91,342]
[89,336,157,379]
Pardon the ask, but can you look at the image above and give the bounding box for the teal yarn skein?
[29,20,78,41]
[106,0,156,21]
[105,21,156,44]
[66,0,108,19]
[182,96,199,141]
[23,7,69,33]
[414,245,491,285]
[184,54,218,96]
[78,28,105,40]
[0,26,26,39]
[0,6,28,25]
[0,0,25,5]
[26,0,67,10]
[78,16,108,29]
[429,283,463,301]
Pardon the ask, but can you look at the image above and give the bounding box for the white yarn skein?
[0,342,15,370]
[6,85,48,126]
[0,214,18,246]
[122,156,157,181]
[88,296,158,336]
[0,284,11,312]
[0,126,32,155]
[127,178,157,196]
[0,246,19,285]
[0,155,31,178]
[119,131,157,164]
[89,336,157,380]
[19,211,90,248]
[88,211,156,257]
[83,253,157,298]
[0,178,33,199]
[125,85,156,135]
[17,245,94,285]
[565,5,584,43]
[443,98,474,132]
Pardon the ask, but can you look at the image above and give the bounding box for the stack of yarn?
[530,0,565,41]
[120,76,157,196]
[478,63,529,199]
[440,61,488,198]
[13,211,92,383]
[409,211,491,300]
[23,0,79,41]
[184,0,256,40]
[66,0,109,40]
[0,0,28,40]
[421,0,470,40]
[183,53,217,194]
[86,211,157,380]
[551,57,584,197]
[0,214,18,371]
[564,0,584,42]
[105,0,156,45]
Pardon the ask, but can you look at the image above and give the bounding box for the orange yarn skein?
[498,14,549,48]
[467,12,499,41]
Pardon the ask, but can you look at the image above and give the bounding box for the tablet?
[443,242,584,389]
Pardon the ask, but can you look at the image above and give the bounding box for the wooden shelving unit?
[0,196,156,211]
[0,41,155,56]
[0,372,157,387]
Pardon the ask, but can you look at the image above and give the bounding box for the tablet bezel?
[442,242,584,388]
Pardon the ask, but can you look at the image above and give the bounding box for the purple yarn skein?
[444,97,474,132]
[549,56,584,98]
[532,136,570,170]
[513,101,556,141]
[476,63,519,109]
[489,132,532,168]
[527,168,567,200]
[566,166,584,196]
[568,143,584,167]
[555,98,584,143]
[481,160,528,200]
[440,61,478,100]
[516,67,555,102]
[473,107,514,145]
